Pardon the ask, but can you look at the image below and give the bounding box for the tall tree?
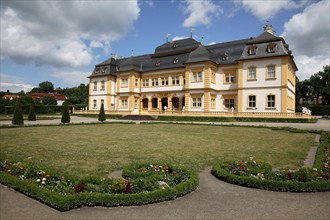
[43,96,57,105]
[39,81,54,93]
[61,103,70,123]
[12,99,24,125]
[28,103,36,121]
[98,103,106,122]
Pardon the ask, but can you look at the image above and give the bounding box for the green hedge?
[305,105,330,116]
[211,163,330,192]
[0,162,198,211]
[157,115,315,123]
[73,114,123,119]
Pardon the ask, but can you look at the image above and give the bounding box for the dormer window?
[173,43,178,48]
[101,67,108,73]
[248,46,257,55]
[94,68,100,74]
[222,53,228,61]
[173,57,179,64]
[155,60,161,67]
[267,43,276,53]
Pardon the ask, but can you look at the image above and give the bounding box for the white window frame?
[121,78,128,88]
[248,67,257,80]
[248,95,256,108]
[267,65,276,79]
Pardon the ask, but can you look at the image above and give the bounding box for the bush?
[0,160,198,211]
[61,103,70,123]
[305,105,330,116]
[28,104,37,121]
[12,99,24,125]
[211,157,330,192]
[98,103,106,122]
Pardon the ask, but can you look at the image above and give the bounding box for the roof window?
[155,60,161,67]
[173,57,179,64]
[267,43,276,53]
[173,43,178,48]
[248,46,257,55]
[94,67,100,74]
[101,67,108,73]
[222,53,228,61]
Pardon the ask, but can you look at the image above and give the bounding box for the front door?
[162,98,168,110]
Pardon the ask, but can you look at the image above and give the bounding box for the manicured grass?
[0,114,60,121]
[0,124,315,178]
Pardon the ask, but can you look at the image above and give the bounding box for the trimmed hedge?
[73,114,123,119]
[211,163,330,192]
[157,115,316,123]
[0,162,198,211]
[305,105,330,116]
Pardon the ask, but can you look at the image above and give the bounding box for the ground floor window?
[224,99,235,109]
[267,95,275,108]
[142,98,148,109]
[134,99,138,108]
[192,98,202,108]
[172,97,179,109]
[93,99,97,108]
[121,99,128,108]
[211,98,216,109]
[248,95,256,108]
[152,98,158,108]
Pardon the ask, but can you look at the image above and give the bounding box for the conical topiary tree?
[12,99,24,125]
[28,103,36,121]
[61,103,70,123]
[98,103,106,122]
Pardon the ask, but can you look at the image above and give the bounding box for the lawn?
[0,124,316,178]
[0,114,60,121]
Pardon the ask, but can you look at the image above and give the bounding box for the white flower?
[313,168,317,171]
[42,178,46,181]
[249,157,254,161]
[158,181,169,190]
[41,181,46,184]
[37,179,41,182]
[150,164,153,168]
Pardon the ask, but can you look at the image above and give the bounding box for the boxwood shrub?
[0,160,198,211]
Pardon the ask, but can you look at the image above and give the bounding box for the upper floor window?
[267,43,276,53]
[135,79,138,87]
[101,81,105,90]
[211,72,216,84]
[172,76,180,85]
[248,67,257,80]
[225,73,235,83]
[267,95,275,108]
[142,79,149,87]
[93,81,97,91]
[248,46,257,55]
[121,99,128,108]
[161,77,169,86]
[121,78,128,87]
[192,72,203,82]
[267,65,276,79]
[151,78,158,87]
[248,95,256,108]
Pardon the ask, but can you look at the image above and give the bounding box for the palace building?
[88,25,302,118]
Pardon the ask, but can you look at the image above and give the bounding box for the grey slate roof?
[89,30,296,78]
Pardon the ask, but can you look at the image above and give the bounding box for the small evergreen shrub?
[61,103,71,123]
[28,103,37,121]
[98,103,106,122]
[12,99,24,125]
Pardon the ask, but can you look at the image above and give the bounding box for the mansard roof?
[89,30,297,78]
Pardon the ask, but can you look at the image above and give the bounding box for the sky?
[0,0,329,92]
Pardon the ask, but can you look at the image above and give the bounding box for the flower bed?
[211,157,330,192]
[0,159,198,211]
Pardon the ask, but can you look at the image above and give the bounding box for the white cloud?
[281,1,330,80]
[50,70,90,87]
[241,0,307,20]
[207,42,216,45]
[182,0,223,27]
[0,74,34,92]
[172,36,189,41]
[0,1,140,68]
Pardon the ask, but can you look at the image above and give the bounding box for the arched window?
[142,98,148,109]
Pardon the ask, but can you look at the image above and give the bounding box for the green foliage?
[12,99,24,125]
[0,160,198,211]
[39,81,54,93]
[212,154,330,192]
[304,105,330,116]
[42,96,57,106]
[61,103,71,123]
[74,114,122,119]
[98,103,106,122]
[56,84,88,105]
[28,103,36,121]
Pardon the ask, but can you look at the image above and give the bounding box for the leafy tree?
[30,87,41,93]
[61,103,70,123]
[20,95,34,105]
[39,81,54,93]
[98,103,106,122]
[318,65,330,104]
[12,99,24,125]
[43,96,57,105]
[28,103,36,121]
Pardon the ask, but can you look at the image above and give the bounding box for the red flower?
[74,184,86,193]
[125,179,133,193]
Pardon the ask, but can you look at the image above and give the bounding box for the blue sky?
[1,0,329,92]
